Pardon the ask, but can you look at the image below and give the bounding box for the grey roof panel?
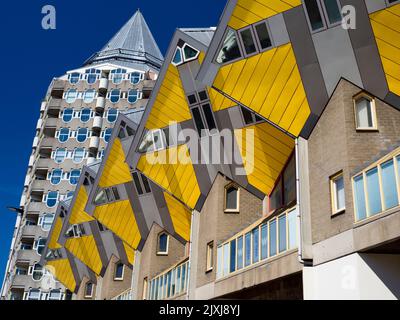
[180,28,216,47]
[85,10,164,70]
[123,107,145,125]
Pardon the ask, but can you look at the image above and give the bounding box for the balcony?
[30,179,47,190]
[11,275,35,289]
[26,202,46,214]
[147,259,189,300]
[47,98,62,110]
[216,206,299,281]
[93,116,103,129]
[22,225,46,238]
[99,78,108,92]
[44,117,58,128]
[35,158,52,169]
[111,289,132,301]
[40,137,56,148]
[95,97,105,111]
[142,80,156,91]
[89,136,100,150]
[17,250,38,262]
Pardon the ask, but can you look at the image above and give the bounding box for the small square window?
[331,172,345,215]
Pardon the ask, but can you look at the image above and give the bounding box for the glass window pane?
[252,228,259,264]
[255,22,272,50]
[356,98,373,128]
[241,106,254,125]
[237,236,243,270]
[288,209,298,250]
[216,29,242,64]
[173,48,183,65]
[62,109,73,122]
[366,167,382,216]
[202,104,217,131]
[304,0,324,31]
[183,45,199,60]
[226,187,238,210]
[283,156,296,206]
[278,215,287,253]
[269,220,277,257]
[223,243,230,276]
[335,175,345,211]
[354,175,367,221]
[192,107,206,136]
[245,232,251,267]
[240,28,257,55]
[323,0,342,25]
[229,240,236,273]
[261,224,268,260]
[217,246,223,279]
[381,160,399,210]
[181,263,187,292]
[80,109,91,122]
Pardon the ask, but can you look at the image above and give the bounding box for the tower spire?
[85,10,163,70]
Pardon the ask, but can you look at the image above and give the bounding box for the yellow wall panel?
[214,44,310,137]
[145,64,192,130]
[69,187,94,225]
[94,200,141,250]
[48,217,62,250]
[123,242,135,265]
[99,138,132,188]
[370,5,400,96]
[65,235,102,276]
[234,122,294,195]
[137,145,201,209]
[46,259,76,293]
[228,0,300,29]
[164,192,192,242]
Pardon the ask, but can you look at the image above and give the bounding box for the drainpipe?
[295,139,304,265]
[185,210,195,300]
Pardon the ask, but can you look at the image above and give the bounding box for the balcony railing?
[216,206,298,280]
[147,259,189,300]
[111,289,132,301]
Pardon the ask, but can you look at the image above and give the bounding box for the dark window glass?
[240,29,257,55]
[241,106,254,125]
[202,104,217,131]
[173,48,183,65]
[133,172,143,195]
[141,174,151,193]
[270,177,283,212]
[216,29,242,64]
[112,187,120,201]
[304,0,324,31]
[226,186,238,210]
[188,94,197,105]
[158,233,168,253]
[283,156,296,205]
[115,263,124,279]
[192,107,206,136]
[198,91,208,101]
[230,240,236,273]
[323,0,342,25]
[255,23,272,50]
[183,45,199,60]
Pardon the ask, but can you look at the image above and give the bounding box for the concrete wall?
[134,224,187,300]
[304,253,400,300]
[307,79,400,247]
[193,174,264,299]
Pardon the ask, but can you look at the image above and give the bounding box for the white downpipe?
[186,210,195,300]
[295,139,304,264]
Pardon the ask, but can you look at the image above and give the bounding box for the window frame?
[353,92,378,131]
[253,20,274,53]
[157,232,169,256]
[303,0,343,33]
[224,183,240,213]
[114,262,125,281]
[238,25,259,58]
[84,282,94,298]
[214,27,244,66]
[330,171,346,216]
[206,241,214,272]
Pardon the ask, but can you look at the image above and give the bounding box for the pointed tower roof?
[85,10,163,70]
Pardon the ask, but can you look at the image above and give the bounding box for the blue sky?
[0,0,225,285]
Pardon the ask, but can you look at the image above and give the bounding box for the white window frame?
[84,282,94,298]
[114,262,125,281]
[157,233,169,256]
[353,92,378,131]
[330,171,346,215]
[224,183,240,213]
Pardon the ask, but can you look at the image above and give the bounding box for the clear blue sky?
[0,0,225,285]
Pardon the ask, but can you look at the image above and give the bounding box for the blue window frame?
[104,128,112,143]
[80,109,91,123]
[83,90,96,104]
[111,68,127,84]
[381,160,399,210]
[252,227,259,263]
[54,148,66,164]
[107,109,118,123]
[130,72,142,85]
[109,89,120,103]
[229,240,236,273]
[269,220,277,257]
[65,89,77,103]
[77,128,88,143]
[85,68,100,84]
[244,232,251,267]
[278,214,287,253]
[58,128,70,143]
[69,170,81,185]
[261,224,268,260]
[62,109,73,123]
[69,73,80,84]
[50,169,62,185]
[158,233,168,254]
[128,89,139,104]
[73,148,85,163]
[46,191,59,208]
